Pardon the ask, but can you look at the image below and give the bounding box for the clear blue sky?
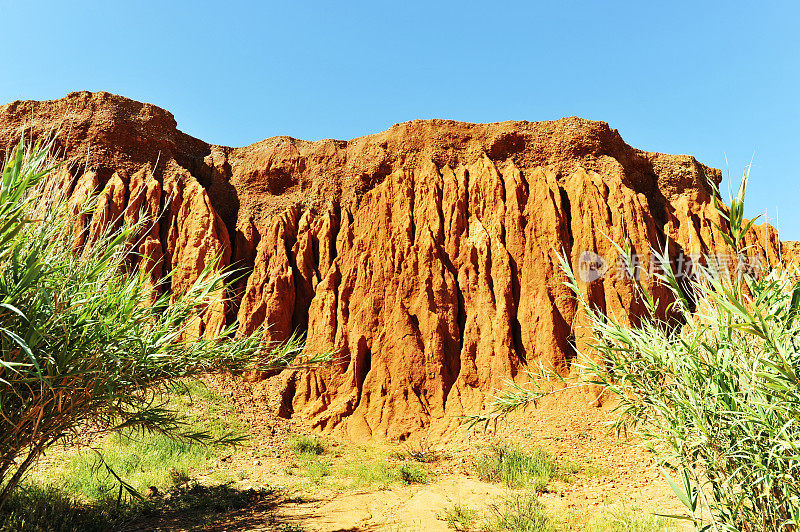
[1,1,798,238]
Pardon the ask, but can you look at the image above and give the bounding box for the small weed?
[441,502,478,531]
[485,491,553,532]
[278,524,306,532]
[303,459,332,484]
[290,436,326,456]
[168,467,191,486]
[401,439,440,463]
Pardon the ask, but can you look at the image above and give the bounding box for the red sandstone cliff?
[0,91,790,439]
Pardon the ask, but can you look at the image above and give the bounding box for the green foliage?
[289,435,326,456]
[0,140,311,506]
[472,171,800,530]
[30,380,243,501]
[713,166,759,251]
[473,445,568,492]
[442,503,478,531]
[397,461,428,484]
[336,457,403,490]
[585,508,677,532]
[0,485,122,532]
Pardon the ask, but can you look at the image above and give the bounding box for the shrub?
[0,140,314,507]
[289,436,326,456]
[441,502,478,531]
[473,444,564,492]
[401,438,441,463]
[471,171,800,530]
[485,492,552,532]
[398,462,428,484]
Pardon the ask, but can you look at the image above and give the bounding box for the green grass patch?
[584,508,678,532]
[0,485,122,532]
[338,460,403,490]
[301,457,332,484]
[474,444,574,492]
[27,379,245,502]
[0,481,281,532]
[290,443,432,490]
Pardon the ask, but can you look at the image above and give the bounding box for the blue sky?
[1,1,798,237]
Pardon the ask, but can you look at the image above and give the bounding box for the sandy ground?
[152,373,690,532]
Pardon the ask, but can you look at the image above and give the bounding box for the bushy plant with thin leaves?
[485,491,552,532]
[469,170,800,531]
[0,140,321,508]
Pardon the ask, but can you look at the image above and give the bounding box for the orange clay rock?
[0,91,792,439]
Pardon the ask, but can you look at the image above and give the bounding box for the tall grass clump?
[471,170,800,531]
[0,140,314,508]
[473,444,567,492]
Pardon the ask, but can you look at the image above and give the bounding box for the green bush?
[398,461,428,484]
[441,502,478,531]
[289,435,326,456]
[473,171,800,530]
[0,140,311,507]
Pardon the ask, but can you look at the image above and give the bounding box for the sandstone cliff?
[0,92,789,439]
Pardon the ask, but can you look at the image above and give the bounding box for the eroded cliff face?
[0,91,789,440]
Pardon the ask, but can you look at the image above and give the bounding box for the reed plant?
[471,170,800,531]
[0,140,314,507]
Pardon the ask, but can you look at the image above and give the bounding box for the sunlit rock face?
[1,91,788,439]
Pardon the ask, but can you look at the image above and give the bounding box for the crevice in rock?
[185,155,240,262]
[558,184,574,250]
[355,337,372,408]
[508,255,526,364]
[427,228,463,406]
[408,172,416,247]
[484,241,495,301]
[564,330,577,368]
[278,375,296,418]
